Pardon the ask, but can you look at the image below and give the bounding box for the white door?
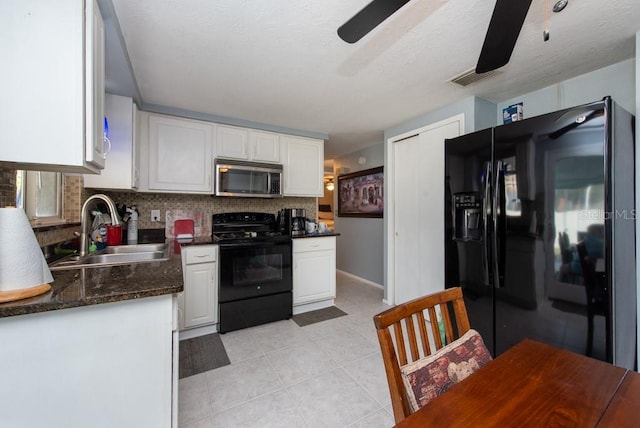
[392,118,462,304]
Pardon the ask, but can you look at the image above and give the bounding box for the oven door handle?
[219,241,283,249]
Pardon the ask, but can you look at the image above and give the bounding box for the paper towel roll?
[0,208,54,292]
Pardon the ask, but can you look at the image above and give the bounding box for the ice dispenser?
[453,192,482,241]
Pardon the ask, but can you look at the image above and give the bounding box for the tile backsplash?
[97,190,317,233]
[0,167,16,208]
[0,164,318,247]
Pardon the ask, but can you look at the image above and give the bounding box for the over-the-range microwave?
[214,158,283,198]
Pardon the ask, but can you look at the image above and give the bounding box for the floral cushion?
[400,329,492,412]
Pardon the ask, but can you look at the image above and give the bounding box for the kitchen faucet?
[79,194,121,257]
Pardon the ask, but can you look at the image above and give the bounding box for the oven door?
[218,240,292,303]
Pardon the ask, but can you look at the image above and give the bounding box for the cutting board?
[0,283,51,303]
[174,219,194,237]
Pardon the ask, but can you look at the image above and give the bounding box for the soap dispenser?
[126,206,139,244]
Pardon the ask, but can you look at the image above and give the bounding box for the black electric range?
[212,212,292,333]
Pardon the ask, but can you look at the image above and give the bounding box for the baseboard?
[293,299,334,315]
[179,323,218,341]
[337,269,384,290]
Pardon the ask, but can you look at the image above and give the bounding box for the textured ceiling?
[110,0,640,158]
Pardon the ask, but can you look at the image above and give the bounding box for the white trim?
[337,269,384,289]
[293,299,334,315]
[385,113,465,306]
[178,323,218,340]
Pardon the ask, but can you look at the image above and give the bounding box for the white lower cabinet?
[0,296,174,427]
[180,245,218,329]
[293,237,336,312]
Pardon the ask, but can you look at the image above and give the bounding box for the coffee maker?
[277,208,306,236]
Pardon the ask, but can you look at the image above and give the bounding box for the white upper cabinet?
[217,125,280,163]
[0,0,106,173]
[216,125,248,159]
[84,94,138,190]
[147,114,214,193]
[249,130,280,163]
[281,135,324,196]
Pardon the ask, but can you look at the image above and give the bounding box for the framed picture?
[337,166,384,218]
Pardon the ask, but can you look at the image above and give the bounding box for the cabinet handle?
[103,135,112,159]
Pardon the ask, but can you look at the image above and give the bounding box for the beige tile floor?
[179,271,395,428]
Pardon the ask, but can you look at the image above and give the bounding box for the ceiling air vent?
[449,67,500,87]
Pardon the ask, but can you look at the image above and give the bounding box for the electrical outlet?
[151,209,160,222]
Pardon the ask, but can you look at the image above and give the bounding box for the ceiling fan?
[337,0,533,74]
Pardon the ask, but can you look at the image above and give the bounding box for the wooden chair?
[373,287,471,423]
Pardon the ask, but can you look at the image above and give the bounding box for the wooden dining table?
[395,339,639,427]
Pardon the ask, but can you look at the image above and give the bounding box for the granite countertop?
[292,232,340,238]
[0,239,185,319]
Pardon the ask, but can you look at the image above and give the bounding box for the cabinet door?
[148,115,213,192]
[216,125,249,160]
[0,0,104,173]
[184,263,216,328]
[249,131,280,163]
[293,249,336,305]
[281,136,324,196]
[85,0,106,169]
[84,94,135,189]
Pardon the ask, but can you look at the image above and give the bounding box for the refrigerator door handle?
[492,160,504,288]
[482,161,492,286]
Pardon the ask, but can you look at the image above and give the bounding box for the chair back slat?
[417,311,431,356]
[427,306,442,349]
[392,321,408,366]
[404,315,420,361]
[373,287,472,424]
[440,303,455,344]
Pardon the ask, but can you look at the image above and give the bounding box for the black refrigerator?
[444,97,636,369]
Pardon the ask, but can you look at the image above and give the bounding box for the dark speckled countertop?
[0,239,187,318]
[292,232,340,238]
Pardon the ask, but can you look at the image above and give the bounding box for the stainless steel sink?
[49,244,169,270]
[102,243,166,254]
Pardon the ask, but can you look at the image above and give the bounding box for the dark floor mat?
[179,333,230,379]
[292,306,348,327]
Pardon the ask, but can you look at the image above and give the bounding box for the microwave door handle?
[267,171,272,195]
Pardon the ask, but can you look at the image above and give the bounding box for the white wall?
[384,96,496,140]
[496,59,636,122]
[333,143,385,286]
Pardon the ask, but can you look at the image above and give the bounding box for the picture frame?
[337,166,384,218]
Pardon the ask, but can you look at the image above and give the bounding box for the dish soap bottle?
[126,206,139,244]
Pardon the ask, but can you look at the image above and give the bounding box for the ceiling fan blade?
[338,0,412,44]
[475,0,533,74]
